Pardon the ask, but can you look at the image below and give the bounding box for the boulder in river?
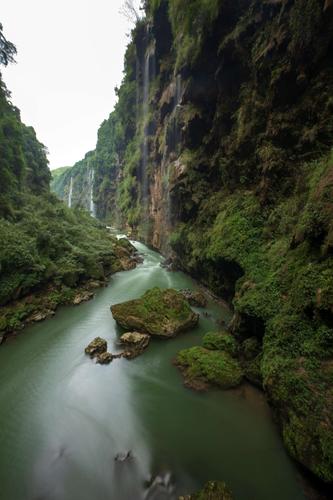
[85,337,107,358]
[119,331,150,359]
[96,352,113,365]
[111,288,199,338]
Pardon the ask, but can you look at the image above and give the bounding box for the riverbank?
[0,236,140,345]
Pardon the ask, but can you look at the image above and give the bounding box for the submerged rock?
[175,346,243,391]
[179,480,233,500]
[119,332,150,359]
[180,289,207,308]
[85,337,107,358]
[111,288,199,338]
[96,352,113,365]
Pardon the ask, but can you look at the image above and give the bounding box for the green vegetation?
[203,331,238,356]
[180,480,233,500]
[168,0,220,70]
[176,346,243,390]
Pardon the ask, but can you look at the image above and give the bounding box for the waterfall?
[175,74,182,107]
[142,48,150,202]
[173,74,182,154]
[141,41,156,226]
[68,177,73,208]
[89,168,96,217]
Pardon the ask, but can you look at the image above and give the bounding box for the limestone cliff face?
[53,0,333,483]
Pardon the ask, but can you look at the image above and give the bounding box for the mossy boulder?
[85,337,107,358]
[175,346,243,391]
[179,480,233,500]
[111,288,199,338]
[203,331,238,356]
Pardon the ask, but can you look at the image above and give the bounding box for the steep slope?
[53,0,333,483]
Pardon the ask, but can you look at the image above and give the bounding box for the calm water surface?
[0,241,305,500]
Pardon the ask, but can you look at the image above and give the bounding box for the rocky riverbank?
[0,237,141,345]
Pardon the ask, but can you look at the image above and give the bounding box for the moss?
[203,331,238,356]
[168,0,221,70]
[111,287,199,337]
[176,346,243,390]
[181,480,233,500]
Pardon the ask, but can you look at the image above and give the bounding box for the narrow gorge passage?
[0,241,305,500]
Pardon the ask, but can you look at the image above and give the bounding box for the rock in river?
[111,288,199,338]
[96,352,113,365]
[119,332,150,359]
[85,337,107,358]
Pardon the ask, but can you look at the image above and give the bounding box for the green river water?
[0,240,306,500]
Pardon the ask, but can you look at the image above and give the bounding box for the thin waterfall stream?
[0,239,307,500]
[68,177,73,208]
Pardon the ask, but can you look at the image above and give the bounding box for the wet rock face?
[85,337,107,358]
[119,332,150,359]
[111,287,199,338]
[175,346,243,391]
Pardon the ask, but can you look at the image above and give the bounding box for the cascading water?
[89,168,96,217]
[173,74,182,154]
[68,177,73,208]
[165,74,183,231]
[141,39,156,237]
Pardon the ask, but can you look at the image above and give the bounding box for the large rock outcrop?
[111,288,199,338]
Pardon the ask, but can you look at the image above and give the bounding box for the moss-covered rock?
[85,337,107,358]
[203,331,238,356]
[179,480,233,500]
[111,288,199,338]
[175,346,243,391]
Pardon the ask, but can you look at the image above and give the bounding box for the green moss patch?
[176,346,243,390]
[203,331,238,356]
[111,287,199,337]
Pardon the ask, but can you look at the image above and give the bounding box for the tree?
[119,1,142,24]
[0,23,16,66]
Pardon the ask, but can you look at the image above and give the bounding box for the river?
[0,240,306,500]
